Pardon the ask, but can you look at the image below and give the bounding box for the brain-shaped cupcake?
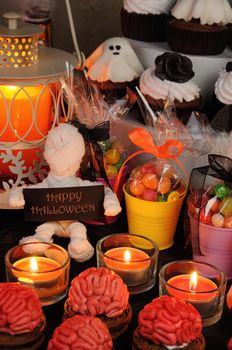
[138,296,202,346]
[47,315,113,350]
[68,267,129,317]
[0,283,43,334]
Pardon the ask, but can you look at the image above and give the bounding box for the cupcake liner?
[168,19,229,55]
[120,8,170,42]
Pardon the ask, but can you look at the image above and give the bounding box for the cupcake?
[168,0,232,55]
[47,315,113,350]
[63,267,132,339]
[211,62,232,129]
[133,295,205,350]
[85,37,144,98]
[139,52,201,123]
[120,0,176,42]
[0,283,46,350]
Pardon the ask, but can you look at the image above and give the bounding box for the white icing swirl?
[124,0,176,15]
[139,66,200,103]
[171,0,232,25]
[215,69,232,104]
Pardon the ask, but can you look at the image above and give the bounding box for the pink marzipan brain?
[0,283,43,335]
[68,267,129,317]
[47,315,113,350]
[138,296,202,346]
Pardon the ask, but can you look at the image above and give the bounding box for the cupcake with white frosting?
[211,62,232,131]
[85,36,144,98]
[120,0,176,42]
[139,52,201,122]
[168,0,232,55]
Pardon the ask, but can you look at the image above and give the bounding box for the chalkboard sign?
[23,185,105,222]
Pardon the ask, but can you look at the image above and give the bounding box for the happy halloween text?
[23,185,104,222]
[30,203,95,215]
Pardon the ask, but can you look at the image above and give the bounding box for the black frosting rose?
[154,52,194,83]
[226,62,232,72]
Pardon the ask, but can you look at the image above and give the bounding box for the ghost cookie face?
[85,37,144,97]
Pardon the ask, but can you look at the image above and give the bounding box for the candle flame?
[30,257,39,272]
[189,271,197,291]
[124,249,131,263]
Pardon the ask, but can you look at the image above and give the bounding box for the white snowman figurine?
[8,123,122,262]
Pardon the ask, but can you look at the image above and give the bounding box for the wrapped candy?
[186,154,232,279]
[60,67,133,188]
[60,67,134,224]
[114,127,187,250]
[127,159,186,203]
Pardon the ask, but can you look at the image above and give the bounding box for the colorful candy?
[213,184,229,200]
[211,213,224,228]
[188,183,232,228]
[219,197,232,216]
[158,176,171,194]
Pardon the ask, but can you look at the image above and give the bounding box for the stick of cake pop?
[135,86,158,127]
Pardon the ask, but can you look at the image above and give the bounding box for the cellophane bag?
[60,67,135,224]
[186,154,232,279]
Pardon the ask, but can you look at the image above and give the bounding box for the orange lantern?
[0,12,77,207]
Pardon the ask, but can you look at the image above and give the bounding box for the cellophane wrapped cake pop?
[61,68,134,223]
[186,154,232,278]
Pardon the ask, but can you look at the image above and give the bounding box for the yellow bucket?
[124,185,186,250]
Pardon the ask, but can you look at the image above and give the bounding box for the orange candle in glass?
[167,271,218,317]
[12,256,65,300]
[5,242,70,306]
[104,247,150,286]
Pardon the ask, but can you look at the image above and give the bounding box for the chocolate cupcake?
[139,52,202,123]
[85,37,144,99]
[63,267,132,339]
[48,315,113,350]
[132,296,205,350]
[120,0,176,42]
[210,62,232,130]
[168,0,232,55]
[0,283,46,350]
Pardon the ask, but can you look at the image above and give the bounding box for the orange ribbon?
[113,127,188,195]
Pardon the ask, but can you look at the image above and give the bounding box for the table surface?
[0,207,231,350]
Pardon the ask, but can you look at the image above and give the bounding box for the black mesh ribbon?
[70,120,111,188]
[187,154,232,256]
[208,154,232,188]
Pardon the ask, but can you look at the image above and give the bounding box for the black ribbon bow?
[70,120,111,188]
[208,154,232,188]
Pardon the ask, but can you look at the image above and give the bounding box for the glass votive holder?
[5,242,70,306]
[159,260,227,327]
[96,233,159,294]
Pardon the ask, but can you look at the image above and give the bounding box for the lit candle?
[167,271,218,316]
[104,247,151,286]
[0,84,53,177]
[13,256,64,299]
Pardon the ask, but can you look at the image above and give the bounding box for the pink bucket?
[189,214,232,279]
